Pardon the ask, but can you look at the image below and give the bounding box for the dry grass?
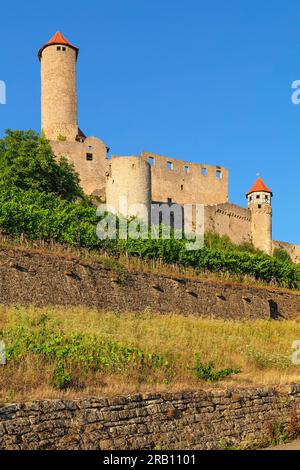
[1,305,300,402]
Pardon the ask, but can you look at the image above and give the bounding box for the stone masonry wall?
[273,240,300,264]
[140,151,228,206]
[1,386,300,450]
[204,203,252,246]
[0,247,299,320]
[50,136,108,197]
[0,249,300,319]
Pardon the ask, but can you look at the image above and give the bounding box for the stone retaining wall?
[0,247,299,320]
[1,386,300,450]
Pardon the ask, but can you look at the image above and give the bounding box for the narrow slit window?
[216,170,222,180]
[167,161,173,170]
[181,185,184,191]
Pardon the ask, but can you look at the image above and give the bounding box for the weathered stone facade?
[50,136,108,198]
[140,151,228,206]
[1,386,300,450]
[204,203,252,246]
[0,247,299,319]
[106,156,152,223]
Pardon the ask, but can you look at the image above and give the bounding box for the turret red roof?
[38,32,79,61]
[246,177,272,197]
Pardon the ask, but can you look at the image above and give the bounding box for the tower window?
[62,47,66,51]
[167,198,172,204]
[216,170,222,180]
[265,195,268,200]
[256,195,260,199]
[57,46,61,51]
[88,145,92,151]
[258,204,262,209]
[167,161,173,170]
[184,166,189,173]
[181,185,184,191]
[148,156,155,166]
[201,168,207,176]
[86,153,93,161]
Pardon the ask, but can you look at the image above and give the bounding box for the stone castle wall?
[51,137,108,197]
[273,240,300,264]
[1,386,300,450]
[140,151,228,206]
[204,203,252,246]
[0,247,299,320]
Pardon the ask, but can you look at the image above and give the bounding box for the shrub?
[192,355,241,382]
[273,248,292,264]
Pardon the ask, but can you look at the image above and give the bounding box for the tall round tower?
[246,177,273,255]
[106,156,152,224]
[38,32,79,141]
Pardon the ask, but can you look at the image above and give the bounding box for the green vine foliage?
[0,185,298,289]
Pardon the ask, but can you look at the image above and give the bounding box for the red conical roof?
[38,32,79,61]
[246,177,272,197]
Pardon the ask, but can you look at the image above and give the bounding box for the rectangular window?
[167,198,172,204]
[216,170,222,180]
[148,156,155,166]
[201,168,207,176]
[62,47,66,51]
[167,161,173,170]
[57,46,61,51]
[181,185,184,191]
[86,153,93,161]
[256,194,260,199]
[184,165,189,173]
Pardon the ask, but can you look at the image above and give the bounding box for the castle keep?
[39,32,300,262]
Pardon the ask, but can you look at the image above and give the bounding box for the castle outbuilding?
[38,32,300,262]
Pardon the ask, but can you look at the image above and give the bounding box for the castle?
[38,32,300,262]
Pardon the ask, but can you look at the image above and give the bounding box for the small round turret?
[246,177,273,255]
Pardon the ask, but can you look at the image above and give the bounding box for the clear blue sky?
[0,0,299,244]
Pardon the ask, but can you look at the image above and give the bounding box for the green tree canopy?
[0,129,83,201]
